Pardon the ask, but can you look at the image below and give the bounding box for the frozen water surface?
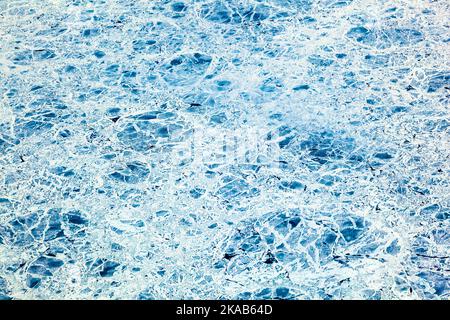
[0,0,449,300]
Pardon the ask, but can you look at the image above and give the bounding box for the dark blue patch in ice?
[210,113,227,124]
[132,39,159,53]
[190,187,205,199]
[50,166,75,177]
[293,84,310,91]
[33,49,57,60]
[93,50,105,58]
[89,259,120,277]
[0,138,13,153]
[59,129,71,138]
[217,177,259,201]
[279,180,305,190]
[26,276,41,289]
[26,255,65,286]
[417,271,449,296]
[31,209,64,242]
[386,239,401,255]
[427,72,450,93]
[373,152,393,160]
[239,4,271,23]
[172,2,187,12]
[14,120,53,138]
[11,51,33,64]
[275,287,290,299]
[117,124,154,152]
[391,106,408,113]
[64,210,89,225]
[99,261,120,277]
[215,80,232,91]
[347,27,423,48]
[200,2,237,24]
[364,54,389,67]
[338,216,366,243]
[109,161,150,184]
[160,53,212,86]
[82,28,100,37]
[308,55,334,67]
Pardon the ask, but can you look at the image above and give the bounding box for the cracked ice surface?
[0,0,449,300]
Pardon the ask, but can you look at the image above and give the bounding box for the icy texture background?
[0,0,449,300]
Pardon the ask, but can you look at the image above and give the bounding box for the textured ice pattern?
[0,0,449,300]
